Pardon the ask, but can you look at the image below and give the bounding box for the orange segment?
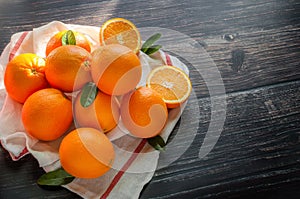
[99,18,141,53]
[146,65,192,108]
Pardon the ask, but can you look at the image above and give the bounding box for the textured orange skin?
[59,128,115,178]
[74,90,120,133]
[21,88,73,141]
[91,44,141,96]
[45,45,92,92]
[121,87,168,138]
[4,53,48,104]
[45,30,91,56]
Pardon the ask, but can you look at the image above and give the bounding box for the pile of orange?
[3,18,192,179]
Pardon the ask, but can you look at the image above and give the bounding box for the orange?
[21,88,73,141]
[120,86,168,138]
[45,45,92,92]
[146,65,192,108]
[99,18,141,54]
[91,44,141,96]
[59,128,115,178]
[45,30,91,56]
[74,90,120,133]
[4,53,48,104]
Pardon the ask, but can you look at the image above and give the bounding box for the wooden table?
[1,0,299,198]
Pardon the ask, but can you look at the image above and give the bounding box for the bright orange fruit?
[45,45,92,93]
[99,18,141,54]
[45,30,91,56]
[146,65,192,108]
[74,90,120,133]
[59,128,115,178]
[91,44,141,96]
[21,88,73,141]
[4,53,48,104]
[120,86,168,138]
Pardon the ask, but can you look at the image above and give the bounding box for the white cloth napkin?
[0,21,189,199]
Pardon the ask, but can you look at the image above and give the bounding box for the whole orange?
[4,53,48,103]
[45,30,91,56]
[74,90,120,133]
[59,128,115,178]
[120,86,168,138]
[91,44,141,96]
[21,88,73,141]
[45,45,92,92]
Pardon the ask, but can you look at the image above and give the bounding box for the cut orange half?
[99,18,141,54]
[146,65,192,108]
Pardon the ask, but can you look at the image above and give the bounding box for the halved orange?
[146,65,192,108]
[99,18,141,54]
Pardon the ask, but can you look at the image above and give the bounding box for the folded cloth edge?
[0,21,190,199]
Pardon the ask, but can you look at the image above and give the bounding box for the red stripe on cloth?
[100,138,148,199]
[11,147,29,161]
[165,52,172,66]
[2,31,30,161]
[0,140,29,161]
[9,31,29,61]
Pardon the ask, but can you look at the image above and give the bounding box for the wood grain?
[1,0,299,96]
[141,80,300,198]
[0,0,299,198]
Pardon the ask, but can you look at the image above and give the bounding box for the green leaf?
[141,33,161,53]
[62,30,76,45]
[147,135,166,151]
[144,44,162,55]
[80,82,98,108]
[37,168,74,186]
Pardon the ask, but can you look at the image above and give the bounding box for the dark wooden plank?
[140,80,300,198]
[1,80,299,198]
[0,0,299,198]
[0,150,80,199]
[0,0,300,95]
[0,81,300,198]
